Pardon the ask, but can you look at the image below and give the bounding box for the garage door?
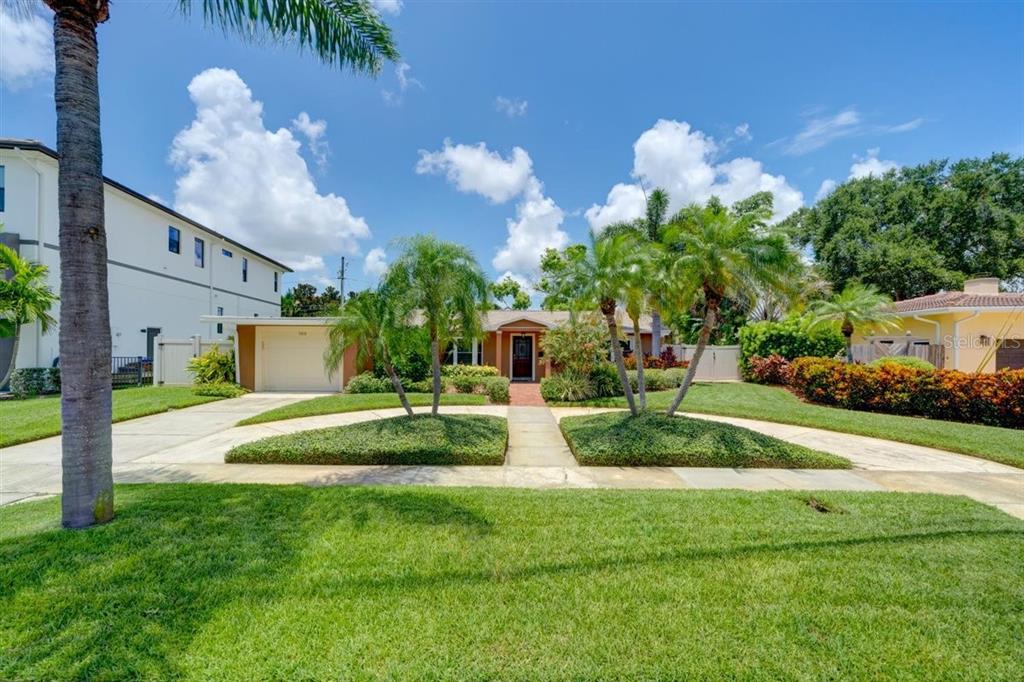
[996,339,1024,370]
[258,327,340,391]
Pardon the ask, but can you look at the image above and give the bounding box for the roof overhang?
[895,306,1024,317]
[201,315,332,326]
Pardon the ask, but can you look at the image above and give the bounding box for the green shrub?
[541,320,608,374]
[8,367,61,398]
[192,382,248,398]
[540,371,595,402]
[187,347,236,385]
[738,316,844,378]
[442,364,500,378]
[662,367,687,387]
[482,376,510,404]
[588,363,621,398]
[868,356,934,371]
[408,379,433,393]
[345,372,392,394]
[627,368,681,392]
[452,375,479,394]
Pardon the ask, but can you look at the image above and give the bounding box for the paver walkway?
[508,382,546,406]
[3,399,1021,518]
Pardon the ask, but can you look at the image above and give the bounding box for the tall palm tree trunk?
[383,360,414,417]
[602,301,637,416]
[429,327,441,416]
[666,299,719,417]
[651,311,662,358]
[50,0,114,528]
[1,332,20,390]
[630,313,646,410]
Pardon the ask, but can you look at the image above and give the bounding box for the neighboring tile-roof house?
[894,291,1024,313]
[481,309,668,335]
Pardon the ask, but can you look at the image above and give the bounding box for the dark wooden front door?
[512,335,533,380]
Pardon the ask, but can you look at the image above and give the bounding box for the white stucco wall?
[0,147,283,368]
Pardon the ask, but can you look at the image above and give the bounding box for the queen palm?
[385,236,489,415]
[0,244,58,388]
[808,283,899,362]
[662,198,799,417]
[325,287,415,416]
[620,236,657,410]
[34,0,397,528]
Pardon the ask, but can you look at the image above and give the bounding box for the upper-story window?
[222,248,233,258]
[0,165,5,212]
[273,272,279,292]
[242,257,248,282]
[194,237,204,268]
[168,226,180,254]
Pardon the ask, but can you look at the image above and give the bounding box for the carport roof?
[200,316,333,326]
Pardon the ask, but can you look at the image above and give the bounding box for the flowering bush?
[789,357,1024,428]
[541,321,607,375]
[747,355,794,385]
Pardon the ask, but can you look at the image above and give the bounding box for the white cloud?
[371,0,403,14]
[783,109,861,155]
[733,122,752,141]
[495,96,528,118]
[849,148,898,179]
[815,179,836,202]
[586,119,803,231]
[416,140,533,203]
[0,6,53,90]
[417,139,568,276]
[170,68,370,274]
[882,117,924,133]
[363,247,388,277]
[381,61,422,106]
[291,112,329,170]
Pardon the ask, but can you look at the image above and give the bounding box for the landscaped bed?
[226,414,507,465]
[560,411,849,468]
[236,392,488,426]
[1,484,1021,679]
[552,382,1024,468]
[0,386,225,448]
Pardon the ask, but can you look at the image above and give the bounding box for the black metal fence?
[111,356,154,388]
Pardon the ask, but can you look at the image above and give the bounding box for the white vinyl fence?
[153,336,233,386]
[665,344,741,381]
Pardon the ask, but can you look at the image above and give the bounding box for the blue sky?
[2,1,1022,295]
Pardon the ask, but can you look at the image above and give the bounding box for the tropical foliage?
[807,284,899,362]
[0,244,58,389]
[738,315,845,376]
[186,346,236,385]
[490,276,531,310]
[539,319,608,375]
[281,283,343,317]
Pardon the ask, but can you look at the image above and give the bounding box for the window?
[0,165,5,212]
[444,342,475,366]
[168,226,180,254]
[216,306,224,334]
[242,257,248,282]
[273,272,279,293]
[222,248,233,258]
[194,237,204,267]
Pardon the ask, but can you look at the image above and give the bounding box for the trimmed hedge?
[442,364,500,378]
[868,356,934,371]
[790,357,1024,429]
[739,317,844,377]
[192,382,248,398]
[347,370,508,403]
[345,372,393,394]
[8,367,61,398]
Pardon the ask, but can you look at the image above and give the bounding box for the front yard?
[0,387,224,448]
[556,382,1024,468]
[236,392,488,426]
[1,485,1020,679]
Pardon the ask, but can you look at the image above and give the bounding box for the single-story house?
[854,278,1024,372]
[203,310,670,392]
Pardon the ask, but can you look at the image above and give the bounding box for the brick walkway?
[508,382,546,406]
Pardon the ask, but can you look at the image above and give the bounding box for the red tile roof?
[894,291,1024,313]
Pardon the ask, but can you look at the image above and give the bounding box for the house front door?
[511,335,533,381]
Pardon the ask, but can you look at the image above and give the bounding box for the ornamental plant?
[739,316,845,378]
[541,320,608,375]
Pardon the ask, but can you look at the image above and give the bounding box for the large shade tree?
[808,283,899,362]
[661,197,800,417]
[36,0,398,528]
[385,235,489,415]
[0,244,58,388]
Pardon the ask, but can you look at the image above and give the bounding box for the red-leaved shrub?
[747,354,794,385]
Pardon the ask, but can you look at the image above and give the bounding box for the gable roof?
[482,309,668,335]
[894,291,1024,314]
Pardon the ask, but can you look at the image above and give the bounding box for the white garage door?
[258,327,340,392]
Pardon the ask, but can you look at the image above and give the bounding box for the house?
[855,278,1024,372]
[0,138,291,372]
[202,310,670,392]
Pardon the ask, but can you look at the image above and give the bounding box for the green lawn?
[227,415,507,465]
[560,411,849,468]
[0,387,223,448]
[236,392,488,426]
[554,382,1024,468]
[1,485,1021,680]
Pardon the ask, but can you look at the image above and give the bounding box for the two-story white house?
[0,138,291,371]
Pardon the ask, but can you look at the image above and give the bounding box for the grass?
[236,392,488,426]
[226,414,507,465]
[1,485,1021,680]
[554,382,1024,468]
[560,411,849,468]
[0,386,223,448]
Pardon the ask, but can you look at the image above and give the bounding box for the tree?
[537,244,588,311]
[324,287,415,416]
[386,235,489,415]
[807,283,899,363]
[491,277,531,310]
[620,235,655,409]
[783,154,1024,299]
[319,285,342,313]
[39,0,398,528]
[0,244,58,388]
[661,198,799,417]
[280,290,297,317]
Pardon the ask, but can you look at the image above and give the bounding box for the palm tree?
[808,283,899,362]
[620,237,657,410]
[0,244,58,388]
[662,198,799,417]
[325,287,415,416]
[37,0,398,528]
[386,235,489,415]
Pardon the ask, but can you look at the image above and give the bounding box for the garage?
[255,325,341,392]
[995,339,1024,370]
